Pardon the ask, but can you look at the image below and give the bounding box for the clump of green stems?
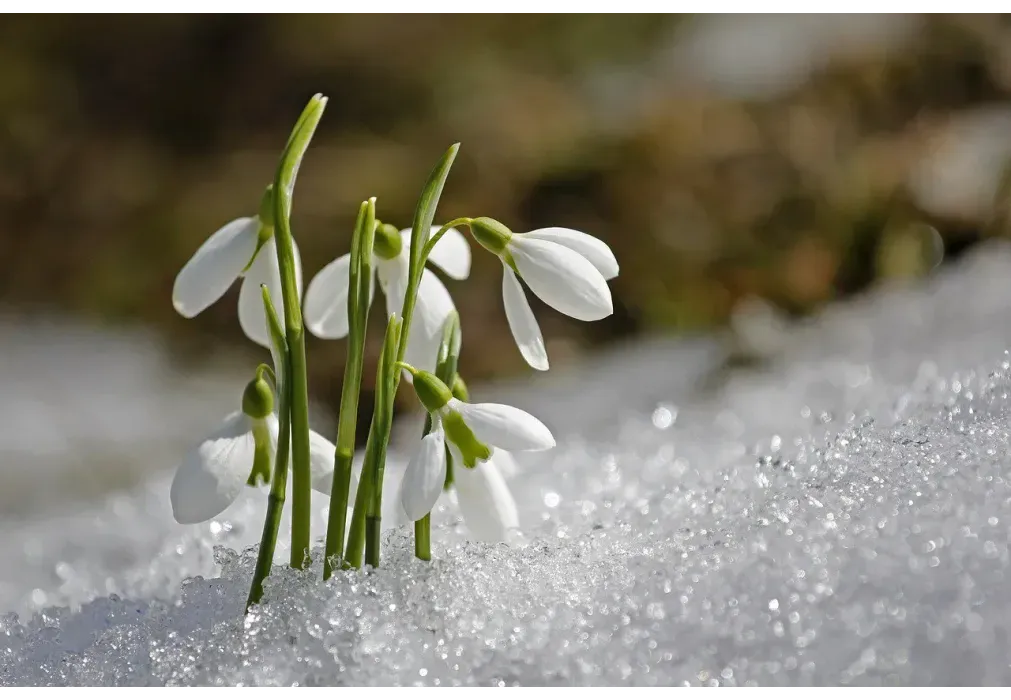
[247,94,471,607]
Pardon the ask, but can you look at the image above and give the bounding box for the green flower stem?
[345,143,460,569]
[364,517,381,568]
[323,199,376,580]
[414,311,462,561]
[365,316,402,568]
[246,288,291,611]
[414,514,431,561]
[343,422,373,570]
[347,316,400,569]
[273,94,327,569]
[413,408,434,560]
[420,217,473,264]
[396,144,460,370]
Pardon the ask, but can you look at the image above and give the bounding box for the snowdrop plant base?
[167,93,619,612]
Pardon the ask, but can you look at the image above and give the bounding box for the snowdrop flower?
[468,218,618,371]
[170,369,347,524]
[398,366,553,522]
[303,223,470,371]
[172,186,303,349]
[389,446,519,542]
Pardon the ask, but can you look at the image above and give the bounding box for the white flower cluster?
[170,174,617,546]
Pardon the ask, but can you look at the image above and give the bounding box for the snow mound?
[4,244,1011,685]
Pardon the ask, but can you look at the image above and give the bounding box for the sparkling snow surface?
[4,243,1011,685]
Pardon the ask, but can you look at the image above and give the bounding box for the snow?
[4,242,1011,685]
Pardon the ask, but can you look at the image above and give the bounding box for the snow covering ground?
[4,242,1011,685]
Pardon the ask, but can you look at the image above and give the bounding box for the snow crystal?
[4,243,1011,685]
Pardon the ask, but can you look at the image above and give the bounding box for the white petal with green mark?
[449,398,555,452]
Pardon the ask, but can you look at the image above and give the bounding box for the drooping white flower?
[397,439,520,542]
[303,224,470,371]
[171,409,277,525]
[170,383,347,525]
[399,367,553,521]
[172,206,303,349]
[445,398,555,453]
[470,219,618,371]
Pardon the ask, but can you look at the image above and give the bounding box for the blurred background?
[4,14,1011,516]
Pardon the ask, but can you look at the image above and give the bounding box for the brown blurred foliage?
[3,15,1011,420]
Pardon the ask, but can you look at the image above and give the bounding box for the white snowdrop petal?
[400,427,448,521]
[403,328,444,379]
[238,238,303,348]
[417,225,471,280]
[303,253,353,339]
[404,269,457,373]
[172,217,259,318]
[237,271,271,348]
[523,227,618,280]
[511,237,613,322]
[377,254,410,320]
[453,400,555,452]
[489,448,519,479]
[502,267,548,371]
[454,457,519,543]
[388,469,413,529]
[170,412,255,524]
[377,255,429,381]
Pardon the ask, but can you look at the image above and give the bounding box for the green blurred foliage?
[3,14,1011,414]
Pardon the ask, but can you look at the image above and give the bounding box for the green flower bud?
[411,369,453,413]
[443,410,491,468]
[373,222,403,260]
[469,217,512,256]
[242,374,274,419]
